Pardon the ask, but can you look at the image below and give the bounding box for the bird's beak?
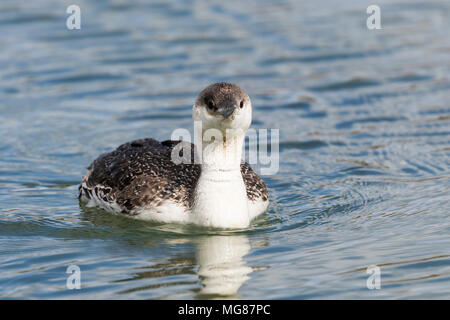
[219,102,236,119]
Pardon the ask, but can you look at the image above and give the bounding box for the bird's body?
[79,138,268,226]
[79,83,269,228]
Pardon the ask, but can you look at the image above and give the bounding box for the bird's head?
[193,82,252,137]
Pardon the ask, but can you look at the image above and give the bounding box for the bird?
[78,82,269,228]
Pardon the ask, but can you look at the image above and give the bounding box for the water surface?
[0,0,449,299]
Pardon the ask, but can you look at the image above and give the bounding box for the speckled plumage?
[78,138,268,215]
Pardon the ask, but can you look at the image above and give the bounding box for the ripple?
[340,166,386,176]
[99,53,188,65]
[336,91,400,106]
[302,111,327,118]
[38,73,127,85]
[0,14,58,25]
[389,74,433,83]
[167,36,239,45]
[118,112,191,122]
[261,50,388,65]
[309,78,381,92]
[279,140,328,150]
[42,30,130,42]
[335,116,407,130]
[258,101,311,111]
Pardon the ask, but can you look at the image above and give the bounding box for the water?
[0,0,449,299]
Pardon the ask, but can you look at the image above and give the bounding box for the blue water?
[1,0,449,299]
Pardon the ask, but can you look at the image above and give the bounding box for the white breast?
[191,169,251,228]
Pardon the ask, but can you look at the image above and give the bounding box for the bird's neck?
[192,128,250,228]
[197,128,244,172]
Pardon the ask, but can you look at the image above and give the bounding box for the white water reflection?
[195,235,252,297]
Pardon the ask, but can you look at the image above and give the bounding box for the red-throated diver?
[79,83,269,228]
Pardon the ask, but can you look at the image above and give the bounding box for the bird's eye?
[206,99,215,110]
[240,100,244,109]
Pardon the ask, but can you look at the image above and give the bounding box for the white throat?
[192,126,250,228]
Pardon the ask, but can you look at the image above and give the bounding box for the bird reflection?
[195,235,252,298]
[114,235,252,299]
[81,204,254,298]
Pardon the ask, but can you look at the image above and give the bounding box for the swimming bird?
[79,83,269,228]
